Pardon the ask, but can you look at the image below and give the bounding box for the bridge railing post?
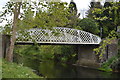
[77,30,82,43]
[77,30,79,42]
[48,30,51,42]
[90,34,94,43]
[63,28,66,42]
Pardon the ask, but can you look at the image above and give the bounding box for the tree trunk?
[6,2,21,62]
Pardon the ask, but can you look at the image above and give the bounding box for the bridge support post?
[77,39,118,69]
[2,35,10,58]
[77,45,101,68]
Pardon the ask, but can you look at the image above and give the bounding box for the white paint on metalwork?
[16,27,101,44]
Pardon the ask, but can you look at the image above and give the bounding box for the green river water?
[19,58,120,78]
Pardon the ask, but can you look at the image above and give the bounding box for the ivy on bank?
[94,30,117,59]
[93,30,119,72]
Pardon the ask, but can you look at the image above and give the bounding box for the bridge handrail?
[16,27,101,44]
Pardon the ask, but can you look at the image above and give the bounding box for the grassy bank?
[2,59,41,78]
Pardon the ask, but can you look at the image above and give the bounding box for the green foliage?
[14,45,77,63]
[110,57,120,71]
[88,1,120,37]
[98,57,114,72]
[99,54,120,72]
[14,45,44,61]
[19,2,70,30]
[69,1,77,15]
[78,18,100,34]
[1,22,12,35]
[87,1,102,19]
[65,0,80,28]
[99,66,112,72]
[58,45,77,63]
[94,30,118,72]
[94,30,117,59]
[1,1,70,36]
[39,45,55,61]
[2,59,41,78]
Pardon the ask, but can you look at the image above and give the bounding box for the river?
[20,58,120,78]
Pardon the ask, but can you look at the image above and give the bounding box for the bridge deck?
[15,41,100,45]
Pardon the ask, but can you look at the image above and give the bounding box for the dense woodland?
[0,0,120,78]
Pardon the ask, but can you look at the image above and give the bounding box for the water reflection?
[37,61,119,78]
[20,58,120,78]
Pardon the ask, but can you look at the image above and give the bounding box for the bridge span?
[2,27,118,68]
[16,27,101,45]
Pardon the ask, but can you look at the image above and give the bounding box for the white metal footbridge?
[16,27,101,45]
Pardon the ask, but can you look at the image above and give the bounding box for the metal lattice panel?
[16,27,101,44]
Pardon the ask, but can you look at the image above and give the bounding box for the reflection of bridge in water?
[16,27,101,45]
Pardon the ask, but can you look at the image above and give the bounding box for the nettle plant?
[94,30,117,60]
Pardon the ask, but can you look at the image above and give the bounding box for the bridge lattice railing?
[16,27,101,44]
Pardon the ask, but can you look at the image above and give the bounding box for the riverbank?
[2,59,42,78]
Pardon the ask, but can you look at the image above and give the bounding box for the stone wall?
[101,39,118,62]
[108,43,118,59]
[77,45,100,68]
[2,35,10,58]
[77,39,118,68]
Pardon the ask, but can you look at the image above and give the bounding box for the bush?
[14,45,77,64]
[78,18,100,34]
[98,57,115,72]
[110,54,120,72]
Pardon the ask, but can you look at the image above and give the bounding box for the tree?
[103,1,120,30]
[0,1,70,62]
[69,0,77,15]
[5,2,21,62]
[87,0,120,37]
[17,1,70,30]
[78,18,100,34]
[65,0,80,28]
[87,0,102,19]
[33,2,70,28]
